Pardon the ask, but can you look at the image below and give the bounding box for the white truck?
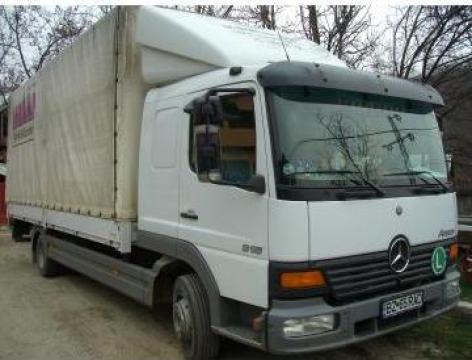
[7,6,461,360]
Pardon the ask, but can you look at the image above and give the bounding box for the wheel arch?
[138,231,223,327]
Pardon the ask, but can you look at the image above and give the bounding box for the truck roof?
[146,61,444,107]
[137,6,346,84]
[145,65,263,102]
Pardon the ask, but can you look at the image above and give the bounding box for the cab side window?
[189,93,256,185]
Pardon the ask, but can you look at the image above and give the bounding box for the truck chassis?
[9,203,133,253]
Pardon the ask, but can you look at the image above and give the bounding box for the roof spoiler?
[257,62,444,106]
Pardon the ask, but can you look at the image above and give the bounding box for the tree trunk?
[307,5,320,44]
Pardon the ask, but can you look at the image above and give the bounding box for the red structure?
[0,179,6,224]
[0,104,8,225]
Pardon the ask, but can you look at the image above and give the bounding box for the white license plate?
[381,292,423,319]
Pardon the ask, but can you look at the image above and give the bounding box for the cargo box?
[7,7,146,220]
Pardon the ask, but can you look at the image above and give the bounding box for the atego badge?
[431,247,447,276]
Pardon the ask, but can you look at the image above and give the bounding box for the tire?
[11,221,28,242]
[36,234,59,277]
[11,225,22,242]
[173,274,220,360]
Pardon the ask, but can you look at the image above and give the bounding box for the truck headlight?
[283,314,336,338]
[446,279,461,298]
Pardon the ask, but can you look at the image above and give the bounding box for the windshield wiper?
[285,170,385,197]
[383,170,449,192]
[336,188,381,200]
[336,177,385,200]
[357,176,385,197]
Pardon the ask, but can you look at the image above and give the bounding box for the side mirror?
[208,96,224,126]
[197,143,219,173]
[201,96,224,126]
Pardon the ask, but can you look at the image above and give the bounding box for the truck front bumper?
[266,269,461,354]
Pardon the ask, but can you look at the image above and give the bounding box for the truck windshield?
[268,86,447,190]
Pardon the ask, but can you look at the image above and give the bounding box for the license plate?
[381,292,423,319]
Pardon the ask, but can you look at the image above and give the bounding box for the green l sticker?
[431,247,447,276]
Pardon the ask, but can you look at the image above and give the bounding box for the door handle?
[180,210,198,220]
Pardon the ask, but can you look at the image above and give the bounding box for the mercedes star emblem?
[389,237,410,273]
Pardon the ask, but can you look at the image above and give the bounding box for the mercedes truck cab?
[8,7,460,360]
[138,59,459,356]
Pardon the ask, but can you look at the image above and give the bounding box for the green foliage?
[461,278,472,302]
[398,310,472,359]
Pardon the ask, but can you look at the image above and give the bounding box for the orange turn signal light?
[449,243,459,263]
[280,270,326,289]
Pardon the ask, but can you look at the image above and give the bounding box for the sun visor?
[258,62,444,106]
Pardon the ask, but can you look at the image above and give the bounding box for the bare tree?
[391,6,472,83]
[97,5,114,16]
[299,5,321,44]
[0,6,106,104]
[299,5,383,68]
[389,6,472,117]
[170,5,235,19]
[389,6,472,182]
[226,5,283,29]
[256,5,276,29]
[0,10,14,104]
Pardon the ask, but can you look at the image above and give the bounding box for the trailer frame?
[8,203,134,253]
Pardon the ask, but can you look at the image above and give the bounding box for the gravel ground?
[0,231,469,360]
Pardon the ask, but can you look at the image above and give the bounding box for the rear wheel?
[173,274,219,360]
[11,220,29,242]
[36,234,59,277]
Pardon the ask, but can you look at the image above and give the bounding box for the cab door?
[138,97,182,238]
[178,83,269,308]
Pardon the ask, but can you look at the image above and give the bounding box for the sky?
[272,4,397,70]
[370,3,396,26]
[267,4,396,42]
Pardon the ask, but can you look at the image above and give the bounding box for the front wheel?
[173,274,220,360]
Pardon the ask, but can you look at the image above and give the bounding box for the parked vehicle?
[7,6,461,360]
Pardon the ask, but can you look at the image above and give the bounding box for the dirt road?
[0,231,469,360]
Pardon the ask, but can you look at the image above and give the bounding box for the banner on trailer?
[12,83,36,146]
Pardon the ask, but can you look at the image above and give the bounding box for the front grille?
[319,239,453,305]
